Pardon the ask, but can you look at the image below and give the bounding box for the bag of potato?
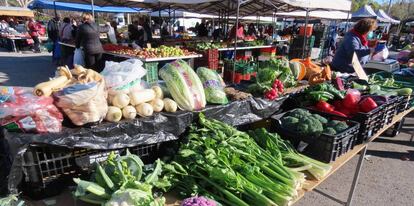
[54,77,108,126]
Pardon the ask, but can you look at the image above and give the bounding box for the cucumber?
[396,88,413,96]
[96,163,115,191]
[73,178,110,199]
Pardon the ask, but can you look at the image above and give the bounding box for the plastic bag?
[0,87,14,103]
[101,59,147,98]
[54,79,108,126]
[159,60,206,111]
[108,26,117,44]
[372,43,389,61]
[0,89,63,133]
[73,48,85,66]
[196,67,228,104]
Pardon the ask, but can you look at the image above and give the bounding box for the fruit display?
[104,44,197,59]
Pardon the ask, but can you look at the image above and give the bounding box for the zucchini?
[78,193,107,205]
[73,178,110,199]
[96,163,115,191]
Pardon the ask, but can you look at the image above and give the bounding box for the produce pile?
[73,151,167,206]
[108,45,197,59]
[280,108,350,136]
[248,58,296,100]
[162,114,331,206]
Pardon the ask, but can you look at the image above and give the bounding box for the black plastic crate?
[351,103,387,144]
[397,95,411,113]
[19,141,177,199]
[383,96,401,125]
[270,111,360,163]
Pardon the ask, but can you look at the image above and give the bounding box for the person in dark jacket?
[331,18,377,73]
[75,13,109,71]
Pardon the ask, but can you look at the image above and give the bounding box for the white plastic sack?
[108,26,117,44]
[372,47,389,61]
[101,59,147,97]
[54,79,108,126]
[73,48,85,66]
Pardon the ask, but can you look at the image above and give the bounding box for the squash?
[112,93,130,109]
[289,61,307,81]
[129,89,156,106]
[136,103,153,117]
[163,98,178,113]
[308,73,325,85]
[122,105,137,120]
[291,58,321,79]
[150,99,164,112]
[105,106,122,122]
[151,86,164,99]
[321,65,332,81]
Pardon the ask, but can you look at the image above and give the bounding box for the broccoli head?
[281,116,299,128]
[327,120,349,133]
[333,121,349,133]
[312,114,328,125]
[298,116,323,136]
[323,127,337,135]
[287,108,310,119]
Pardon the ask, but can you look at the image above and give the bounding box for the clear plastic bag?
[0,89,63,133]
[73,48,85,66]
[54,79,108,126]
[101,59,147,97]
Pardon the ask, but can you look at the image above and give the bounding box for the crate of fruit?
[271,108,360,163]
[194,49,219,70]
[19,140,177,199]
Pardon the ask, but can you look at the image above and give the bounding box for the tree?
[389,0,414,21]
[351,0,383,11]
[14,0,33,8]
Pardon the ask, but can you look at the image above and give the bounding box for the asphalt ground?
[0,50,412,206]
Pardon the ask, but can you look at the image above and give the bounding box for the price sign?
[352,52,368,81]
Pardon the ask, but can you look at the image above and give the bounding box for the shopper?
[75,13,109,71]
[0,20,8,31]
[48,17,60,63]
[247,23,258,37]
[28,18,41,53]
[330,18,377,73]
[142,18,153,45]
[197,20,208,37]
[8,18,16,29]
[60,17,74,66]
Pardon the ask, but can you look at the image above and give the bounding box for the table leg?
[11,39,17,52]
[346,145,367,206]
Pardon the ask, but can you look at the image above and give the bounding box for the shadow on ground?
[0,54,55,87]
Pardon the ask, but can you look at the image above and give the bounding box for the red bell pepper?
[359,97,378,113]
[316,101,335,112]
[343,93,359,109]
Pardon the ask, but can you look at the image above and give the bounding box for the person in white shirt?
[0,20,9,31]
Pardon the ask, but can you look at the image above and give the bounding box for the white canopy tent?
[376,9,400,24]
[276,10,350,20]
[278,0,352,11]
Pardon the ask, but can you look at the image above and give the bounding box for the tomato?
[359,97,378,113]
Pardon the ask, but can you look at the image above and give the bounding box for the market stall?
[4,1,414,206]
[0,6,35,52]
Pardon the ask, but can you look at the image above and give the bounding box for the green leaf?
[145,159,162,184]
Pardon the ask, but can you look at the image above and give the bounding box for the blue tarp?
[28,0,143,13]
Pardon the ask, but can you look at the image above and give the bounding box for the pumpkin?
[290,58,322,79]
[321,65,332,80]
[289,61,307,81]
[308,73,325,85]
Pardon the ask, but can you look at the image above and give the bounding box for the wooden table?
[292,108,414,206]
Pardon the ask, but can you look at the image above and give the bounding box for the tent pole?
[91,0,95,19]
[345,10,350,32]
[53,1,57,18]
[302,8,309,59]
[233,0,241,84]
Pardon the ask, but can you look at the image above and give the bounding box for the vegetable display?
[280,109,349,136]
[73,151,166,206]
[160,60,206,111]
[163,114,306,206]
[181,196,219,206]
[196,67,228,105]
[248,58,294,99]
[249,128,332,180]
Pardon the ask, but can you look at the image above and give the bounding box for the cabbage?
[196,67,228,105]
[104,188,165,206]
[159,60,206,111]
